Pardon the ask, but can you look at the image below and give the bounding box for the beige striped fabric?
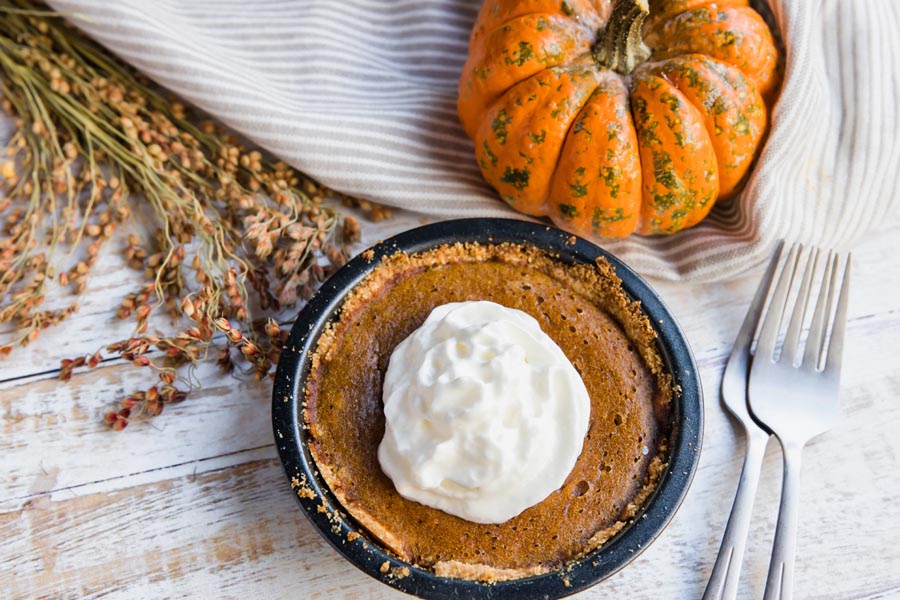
[46,0,900,281]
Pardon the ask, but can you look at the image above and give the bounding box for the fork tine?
[756,243,801,360]
[732,240,785,352]
[803,250,836,369]
[824,255,851,377]
[781,247,819,366]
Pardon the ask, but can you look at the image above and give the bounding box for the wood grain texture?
[2,459,404,600]
[2,118,900,598]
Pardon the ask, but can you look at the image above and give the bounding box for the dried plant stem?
[0,1,387,428]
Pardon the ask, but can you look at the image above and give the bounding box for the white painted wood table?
[2,115,900,597]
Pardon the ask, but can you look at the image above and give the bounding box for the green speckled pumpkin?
[458,0,779,236]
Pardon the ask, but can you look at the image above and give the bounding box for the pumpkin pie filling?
[303,242,673,581]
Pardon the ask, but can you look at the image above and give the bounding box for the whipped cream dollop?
[377,301,591,524]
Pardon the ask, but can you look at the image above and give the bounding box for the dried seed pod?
[0,9,389,430]
[264,318,280,339]
[180,296,196,320]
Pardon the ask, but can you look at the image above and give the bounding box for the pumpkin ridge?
[549,71,642,237]
[645,0,749,33]
[474,66,602,215]
[630,73,718,234]
[649,53,765,198]
[469,0,608,45]
[643,5,779,99]
[458,12,596,138]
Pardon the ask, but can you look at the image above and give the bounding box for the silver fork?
[748,243,852,600]
[702,242,783,600]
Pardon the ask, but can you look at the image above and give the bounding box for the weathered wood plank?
[0,358,273,507]
[0,459,407,599]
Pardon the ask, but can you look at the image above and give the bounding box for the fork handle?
[702,428,769,600]
[764,441,804,600]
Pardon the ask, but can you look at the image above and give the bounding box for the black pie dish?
[272,218,703,599]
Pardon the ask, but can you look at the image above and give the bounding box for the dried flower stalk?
[0,1,389,428]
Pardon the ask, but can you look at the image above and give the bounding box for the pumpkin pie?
[303,241,673,582]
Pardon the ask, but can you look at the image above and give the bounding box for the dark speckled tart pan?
[272,218,702,599]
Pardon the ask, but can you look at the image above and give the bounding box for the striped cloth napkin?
[46,0,900,280]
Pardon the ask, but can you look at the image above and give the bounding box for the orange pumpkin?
[458,0,780,236]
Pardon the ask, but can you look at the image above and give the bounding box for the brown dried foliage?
[0,2,390,429]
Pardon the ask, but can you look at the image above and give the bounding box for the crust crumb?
[390,566,411,579]
[380,561,390,573]
[291,474,317,499]
[584,520,626,551]
[434,559,547,583]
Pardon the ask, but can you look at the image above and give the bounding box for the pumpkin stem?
[593,0,651,74]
